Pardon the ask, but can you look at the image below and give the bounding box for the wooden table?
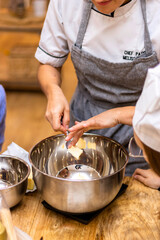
[11,177,160,240]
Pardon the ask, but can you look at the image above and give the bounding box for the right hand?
[133,168,160,189]
[45,85,70,134]
[65,108,120,147]
[66,106,134,147]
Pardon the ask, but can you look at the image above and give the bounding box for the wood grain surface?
[11,177,160,240]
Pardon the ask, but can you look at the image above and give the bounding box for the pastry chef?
[35,0,160,175]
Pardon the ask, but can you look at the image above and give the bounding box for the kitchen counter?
[11,177,160,240]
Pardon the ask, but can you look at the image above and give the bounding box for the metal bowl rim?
[29,133,129,182]
[0,154,30,190]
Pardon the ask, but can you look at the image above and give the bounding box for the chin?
[98,9,112,14]
[95,5,114,14]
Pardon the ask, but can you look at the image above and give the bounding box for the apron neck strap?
[140,0,153,56]
[76,0,153,56]
[75,0,93,49]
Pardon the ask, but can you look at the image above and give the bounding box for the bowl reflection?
[0,155,30,208]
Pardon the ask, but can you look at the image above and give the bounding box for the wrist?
[114,108,122,125]
[115,106,135,126]
[46,83,62,99]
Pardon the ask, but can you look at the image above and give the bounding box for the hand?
[38,64,70,134]
[45,85,70,134]
[66,106,134,147]
[65,108,120,147]
[133,168,160,189]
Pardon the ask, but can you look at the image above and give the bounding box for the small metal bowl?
[0,155,30,208]
[30,134,128,213]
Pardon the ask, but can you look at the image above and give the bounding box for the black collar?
[92,0,132,18]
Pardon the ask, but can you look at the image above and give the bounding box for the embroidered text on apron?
[70,0,159,175]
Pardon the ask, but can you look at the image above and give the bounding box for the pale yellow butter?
[68,146,83,159]
[27,170,35,190]
[87,142,96,150]
[76,138,86,149]
[61,143,65,149]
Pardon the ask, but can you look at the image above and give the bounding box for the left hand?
[133,168,160,189]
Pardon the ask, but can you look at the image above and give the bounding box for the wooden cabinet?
[0,3,78,92]
[0,6,43,90]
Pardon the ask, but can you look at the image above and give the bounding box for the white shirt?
[133,64,160,152]
[35,0,160,67]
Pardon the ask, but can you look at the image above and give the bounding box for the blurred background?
[0,0,77,153]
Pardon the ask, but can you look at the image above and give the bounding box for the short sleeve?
[35,0,69,67]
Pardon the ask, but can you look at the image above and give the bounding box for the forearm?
[67,106,135,145]
[116,106,135,126]
[38,64,62,99]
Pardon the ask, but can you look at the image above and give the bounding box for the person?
[132,64,160,189]
[35,0,160,176]
[66,64,160,189]
[0,85,6,152]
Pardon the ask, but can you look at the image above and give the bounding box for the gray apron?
[70,0,159,175]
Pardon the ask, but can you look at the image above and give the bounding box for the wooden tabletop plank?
[11,177,160,240]
[11,192,42,235]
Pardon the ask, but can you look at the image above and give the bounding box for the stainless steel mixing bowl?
[0,155,30,208]
[29,134,128,213]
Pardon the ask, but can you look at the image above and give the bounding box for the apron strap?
[76,0,152,56]
[140,0,153,56]
[75,0,93,49]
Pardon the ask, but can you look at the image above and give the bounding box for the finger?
[133,174,147,185]
[65,129,83,141]
[59,125,67,134]
[132,168,141,177]
[45,106,60,129]
[63,108,70,130]
[65,131,75,141]
[69,121,88,132]
[51,113,66,134]
[75,121,80,125]
[46,112,59,131]
[68,130,84,148]
[74,118,100,130]
[132,168,148,178]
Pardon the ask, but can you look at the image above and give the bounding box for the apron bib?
[70,0,159,175]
